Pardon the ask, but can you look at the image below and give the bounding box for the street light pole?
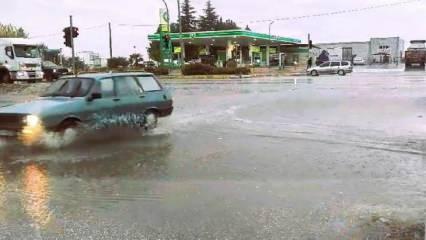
[267,21,274,67]
[177,0,185,65]
[268,21,274,43]
[161,0,172,66]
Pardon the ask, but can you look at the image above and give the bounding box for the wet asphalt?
[0,71,425,239]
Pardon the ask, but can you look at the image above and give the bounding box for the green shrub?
[182,63,251,75]
[226,60,238,68]
[144,66,169,75]
[182,63,214,75]
[213,67,251,75]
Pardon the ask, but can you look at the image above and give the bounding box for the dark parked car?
[42,61,69,81]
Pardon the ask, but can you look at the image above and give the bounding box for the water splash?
[39,128,78,149]
[91,113,146,130]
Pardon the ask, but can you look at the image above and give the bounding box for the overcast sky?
[2,0,425,58]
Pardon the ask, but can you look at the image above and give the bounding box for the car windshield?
[41,78,94,97]
[320,62,330,67]
[43,61,58,68]
[13,44,41,58]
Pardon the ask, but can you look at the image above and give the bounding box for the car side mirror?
[87,92,102,102]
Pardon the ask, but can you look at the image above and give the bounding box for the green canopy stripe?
[148,29,301,44]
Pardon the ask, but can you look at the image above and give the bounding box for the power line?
[116,23,156,27]
[29,24,107,39]
[241,0,422,24]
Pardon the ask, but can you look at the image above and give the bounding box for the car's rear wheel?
[310,70,319,76]
[144,111,158,130]
[338,70,346,76]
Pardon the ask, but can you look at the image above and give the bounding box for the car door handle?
[113,98,121,102]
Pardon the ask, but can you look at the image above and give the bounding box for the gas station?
[148,29,309,68]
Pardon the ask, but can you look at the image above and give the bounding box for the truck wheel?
[0,68,11,84]
[405,63,411,70]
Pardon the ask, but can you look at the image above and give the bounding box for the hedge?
[182,63,250,75]
[144,66,169,75]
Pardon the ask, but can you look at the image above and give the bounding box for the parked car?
[42,61,69,82]
[0,72,173,144]
[307,61,353,76]
[353,57,366,65]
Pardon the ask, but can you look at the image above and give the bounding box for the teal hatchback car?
[0,72,173,143]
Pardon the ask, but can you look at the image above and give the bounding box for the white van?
[0,38,43,83]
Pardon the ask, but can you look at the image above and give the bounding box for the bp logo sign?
[160,9,169,24]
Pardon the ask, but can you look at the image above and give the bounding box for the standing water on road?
[0,72,425,239]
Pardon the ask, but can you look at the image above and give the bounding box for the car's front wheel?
[310,70,319,76]
[57,119,81,133]
[144,111,158,130]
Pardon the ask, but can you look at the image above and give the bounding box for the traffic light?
[163,34,171,49]
[63,27,79,48]
[71,27,79,38]
[63,27,72,48]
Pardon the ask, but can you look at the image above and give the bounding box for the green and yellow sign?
[174,47,182,54]
[250,46,260,53]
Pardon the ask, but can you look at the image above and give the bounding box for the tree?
[0,23,28,38]
[129,53,144,67]
[147,42,161,62]
[63,57,86,71]
[215,18,239,30]
[198,0,218,31]
[107,57,129,69]
[181,0,197,32]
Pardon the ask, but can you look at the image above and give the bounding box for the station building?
[148,29,309,68]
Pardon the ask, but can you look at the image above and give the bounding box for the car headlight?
[25,115,40,127]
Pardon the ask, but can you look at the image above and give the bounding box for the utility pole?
[267,21,274,67]
[70,15,76,76]
[161,0,172,67]
[108,22,113,59]
[177,0,185,65]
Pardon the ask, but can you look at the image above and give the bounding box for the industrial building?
[314,37,405,65]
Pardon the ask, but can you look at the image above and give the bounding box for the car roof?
[62,72,154,80]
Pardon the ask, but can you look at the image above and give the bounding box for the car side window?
[320,62,330,67]
[101,78,114,98]
[331,62,340,67]
[136,76,162,92]
[342,62,349,66]
[114,76,143,97]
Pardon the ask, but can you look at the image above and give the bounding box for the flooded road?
[0,71,425,239]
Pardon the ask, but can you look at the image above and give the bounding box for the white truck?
[0,38,43,83]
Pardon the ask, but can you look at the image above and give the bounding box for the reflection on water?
[0,131,174,227]
[0,164,5,222]
[21,163,52,228]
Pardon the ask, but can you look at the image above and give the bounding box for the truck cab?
[405,40,426,71]
[0,38,43,83]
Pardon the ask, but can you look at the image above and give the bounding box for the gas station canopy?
[148,29,301,46]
